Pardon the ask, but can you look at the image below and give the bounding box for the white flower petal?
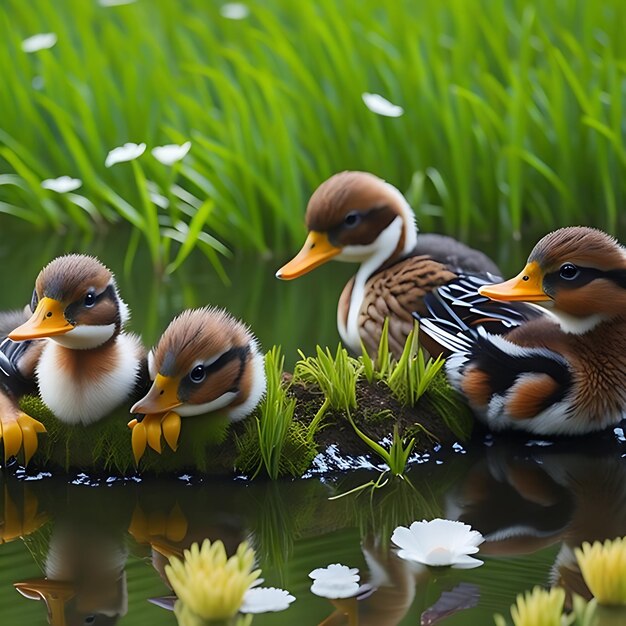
[220,3,249,19]
[391,519,484,569]
[241,587,295,613]
[311,579,360,599]
[151,141,191,165]
[99,0,136,6]
[309,563,359,581]
[22,33,57,53]
[362,93,404,117]
[105,142,146,167]
[41,176,82,193]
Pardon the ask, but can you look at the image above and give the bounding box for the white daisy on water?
[309,563,361,599]
[105,142,146,167]
[391,518,485,569]
[362,92,404,117]
[240,587,296,613]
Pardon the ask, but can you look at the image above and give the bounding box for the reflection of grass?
[3,1,624,273]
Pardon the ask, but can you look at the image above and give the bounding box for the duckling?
[276,171,499,358]
[3,254,145,462]
[128,307,266,463]
[420,226,626,435]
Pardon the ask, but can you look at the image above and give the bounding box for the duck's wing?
[416,273,545,354]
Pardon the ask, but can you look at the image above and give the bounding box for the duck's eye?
[190,364,206,383]
[84,292,96,308]
[344,211,361,228]
[559,263,579,280]
[30,289,38,313]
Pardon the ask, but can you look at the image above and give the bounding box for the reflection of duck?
[276,171,499,357]
[14,523,128,626]
[128,307,266,462]
[421,227,626,435]
[1,254,146,463]
[447,439,626,608]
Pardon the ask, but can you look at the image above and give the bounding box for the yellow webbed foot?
[0,410,46,465]
[128,411,181,464]
[1,484,49,544]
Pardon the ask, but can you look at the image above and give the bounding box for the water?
[0,230,625,624]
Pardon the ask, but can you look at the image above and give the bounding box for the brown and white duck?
[276,171,499,357]
[128,307,266,463]
[420,226,626,435]
[2,254,146,462]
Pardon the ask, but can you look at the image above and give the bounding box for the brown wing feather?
[359,256,457,357]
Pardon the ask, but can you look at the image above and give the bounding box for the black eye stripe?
[63,284,117,324]
[544,266,626,290]
[326,205,389,246]
[178,345,251,401]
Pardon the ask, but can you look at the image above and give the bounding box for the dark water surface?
[1,230,625,625]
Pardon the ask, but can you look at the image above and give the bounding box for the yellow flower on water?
[165,539,261,620]
[496,586,565,626]
[575,537,626,606]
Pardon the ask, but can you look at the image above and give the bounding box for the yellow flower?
[575,537,626,606]
[503,586,565,626]
[165,539,261,620]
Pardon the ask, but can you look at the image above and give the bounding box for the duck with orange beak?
[276,171,500,358]
[1,254,146,463]
[420,226,626,435]
[128,307,266,464]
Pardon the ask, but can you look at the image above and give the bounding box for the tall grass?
[1,0,625,272]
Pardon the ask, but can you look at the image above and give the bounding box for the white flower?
[22,33,57,53]
[309,563,360,599]
[240,587,295,613]
[41,176,82,193]
[362,93,404,117]
[151,141,191,166]
[99,0,137,6]
[391,519,484,569]
[105,142,146,167]
[220,3,250,19]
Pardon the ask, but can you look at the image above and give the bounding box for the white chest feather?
[36,333,143,425]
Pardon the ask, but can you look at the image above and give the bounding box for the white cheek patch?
[177,391,238,417]
[52,324,116,350]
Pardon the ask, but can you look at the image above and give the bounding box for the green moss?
[20,395,233,474]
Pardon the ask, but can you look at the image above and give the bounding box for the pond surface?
[1,229,625,625]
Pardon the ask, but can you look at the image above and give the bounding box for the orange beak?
[8,297,74,341]
[276,231,342,280]
[131,374,182,415]
[479,261,550,302]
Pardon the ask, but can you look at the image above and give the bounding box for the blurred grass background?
[1,0,625,274]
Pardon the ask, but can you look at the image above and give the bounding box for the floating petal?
[362,92,404,117]
[241,587,295,613]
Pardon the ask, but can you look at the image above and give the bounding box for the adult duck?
[420,226,626,435]
[2,254,146,462]
[276,171,499,357]
[128,307,266,463]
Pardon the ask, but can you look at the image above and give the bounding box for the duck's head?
[276,171,417,279]
[131,307,266,420]
[479,227,626,331]
[8,254,129,350]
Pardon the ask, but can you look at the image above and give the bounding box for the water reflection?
[1,430,624,625]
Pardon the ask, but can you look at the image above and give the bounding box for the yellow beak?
[131,374,182,415]
[8,297,73,341]
[276,231,342,280]
[479,261,550,302]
